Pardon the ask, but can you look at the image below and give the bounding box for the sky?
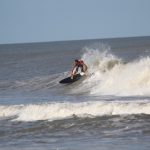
[0,0,150,44]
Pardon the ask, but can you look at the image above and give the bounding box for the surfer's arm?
[71,65,77,75]
[71,66,78,79]
[70,66,75,79]
[83,63,88,72]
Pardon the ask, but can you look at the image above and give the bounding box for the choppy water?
[0,36,150,150]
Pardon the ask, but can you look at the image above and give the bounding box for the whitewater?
[79,48,150,96]
[0,100,150,122]
[0,37,150,150]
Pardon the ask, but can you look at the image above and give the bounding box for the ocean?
[0,36,150,150]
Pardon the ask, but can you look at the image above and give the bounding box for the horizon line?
[0,35,150,45]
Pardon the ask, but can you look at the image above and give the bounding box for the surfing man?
[71,59,88,79]
[59,59,88,83]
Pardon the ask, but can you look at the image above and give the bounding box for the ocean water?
[0,37,150,150]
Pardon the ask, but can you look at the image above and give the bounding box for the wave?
[0,100,150,122]
[0,72,67,93]
[1,44,150,97]
[72,46,150,96]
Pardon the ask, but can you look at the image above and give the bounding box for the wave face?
[0,100,150,122]
[71,46,150,96]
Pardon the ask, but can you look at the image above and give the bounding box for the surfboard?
[59,74,82,84]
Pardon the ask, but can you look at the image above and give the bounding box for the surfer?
[71,59,88,79]
[59,59,88,83]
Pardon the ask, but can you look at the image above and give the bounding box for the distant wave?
[0,100,150,122]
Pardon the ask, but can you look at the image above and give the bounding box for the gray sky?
[0,0,150,44]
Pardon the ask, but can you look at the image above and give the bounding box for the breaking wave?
[72,46,150,96]
[0,100,150,122]
[1,44,150,97]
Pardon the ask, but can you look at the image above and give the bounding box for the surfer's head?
[74,59,79,65]
[75,59,79,62]
[74,59,84,65]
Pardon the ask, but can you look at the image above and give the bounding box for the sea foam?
[0,100,150,122]
[73,47,150,96]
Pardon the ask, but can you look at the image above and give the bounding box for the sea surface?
[0,36,150,150]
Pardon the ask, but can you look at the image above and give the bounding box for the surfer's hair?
[75,59,79,62]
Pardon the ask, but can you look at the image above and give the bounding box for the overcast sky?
[0,0,150,44]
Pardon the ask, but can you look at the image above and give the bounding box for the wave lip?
[0,101,150,122]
